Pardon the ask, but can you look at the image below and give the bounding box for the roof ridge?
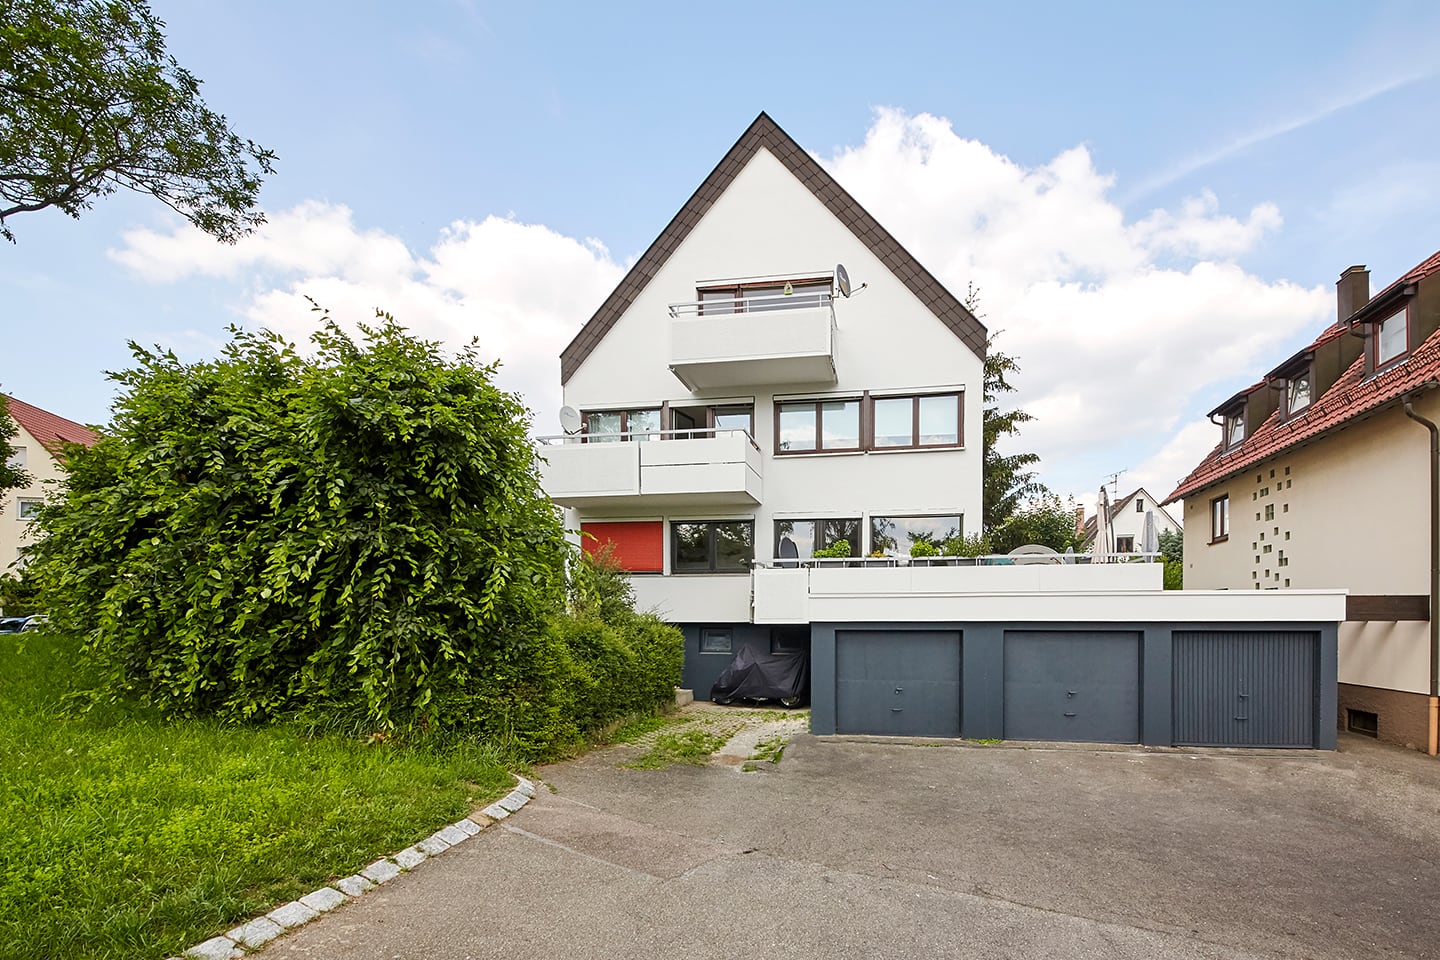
[558,112,987,384]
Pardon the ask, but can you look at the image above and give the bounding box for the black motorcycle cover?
[709,643,809,704]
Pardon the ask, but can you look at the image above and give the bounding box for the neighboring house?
[1,395,98,572]
[539,112,1343,749]
[1080,487,1182,553]
[1165,249,1440,753]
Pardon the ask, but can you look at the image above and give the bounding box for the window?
[1346,709,1378,738]
[699,628,733,654]
[774,518,861,559]
[671,520,753,573]
[869,515,962,558]
[1116,535,1135,553]
[1224,413,1245,448]
[776,399,860,453]
[871,393,962,449]
[6,446,23,471]
[1285,370,1313,415]
[770,627,808,655]
[17,498,41,521]
[671,403,754,440]
[584,408,659,442]
[581,521,663,573]
[697,277,833,316]
[1210,495,1229,543]
[1375,306,1408,367]
[1135,498,1145,513]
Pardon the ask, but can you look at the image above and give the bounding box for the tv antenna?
[1103,469,1127,495]
[559,405,582,436]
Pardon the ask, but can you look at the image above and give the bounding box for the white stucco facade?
[1,421,64,577]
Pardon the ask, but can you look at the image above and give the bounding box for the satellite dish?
[559,405,582,435]
[835,263,851,298]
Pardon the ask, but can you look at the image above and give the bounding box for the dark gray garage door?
[835,630,961,737]
[1172,631,1317,748]
[1003,631,1141,743]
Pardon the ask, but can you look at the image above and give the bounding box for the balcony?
[668,292,837,391]
[536,428,763,508]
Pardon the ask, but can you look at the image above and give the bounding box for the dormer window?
[1224,413,1245,448]
[1285,370,1313,415]
[1375,306,1408,367]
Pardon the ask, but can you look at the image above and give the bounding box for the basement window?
[699,628,733,654]
[1346,709,1378,738]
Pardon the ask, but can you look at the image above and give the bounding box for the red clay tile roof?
[1166,249,1440,505]
[559,111,987,384]
[3,394,98,458]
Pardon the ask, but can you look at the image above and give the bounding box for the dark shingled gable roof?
[1164,248,1440,506]
[559,111,988,384]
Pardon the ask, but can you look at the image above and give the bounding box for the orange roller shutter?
[581,521,663,573]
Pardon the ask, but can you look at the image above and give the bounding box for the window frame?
[670,519,755,574]
[1374,304,1410,370]
[698,627,734,655]
[1209,494,1229,544]
[581,407,661,443]
[773,517,862,560]
[1115,535,1135,553]
[868,391,963,451]
[1283,366,1314,418]
[17,498,41,521]
[774,398,862,455]
[868,513,964,559]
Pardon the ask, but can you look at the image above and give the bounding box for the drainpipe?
[1403,382,1440,756]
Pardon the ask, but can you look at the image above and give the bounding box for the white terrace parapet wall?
[536,430,763,508]
[753,564,1345,625]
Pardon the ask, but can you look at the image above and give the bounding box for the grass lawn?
[0,632,514,960]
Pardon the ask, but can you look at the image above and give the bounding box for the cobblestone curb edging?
[173,775,537,960]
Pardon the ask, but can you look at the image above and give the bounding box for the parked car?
[19,615,47,632]
[0,617,25,634]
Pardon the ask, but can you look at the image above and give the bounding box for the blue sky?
[5,1,1440,506]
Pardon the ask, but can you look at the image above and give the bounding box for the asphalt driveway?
[262,732,1440,959]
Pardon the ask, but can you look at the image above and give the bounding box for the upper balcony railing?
[666,292,837,391]
[534,427,763,508]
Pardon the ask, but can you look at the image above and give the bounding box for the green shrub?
[909,539,939,558]
[26,313,569,737]
[1163,560,1184,590]
[811,538,852,559]
[942,533,992,558]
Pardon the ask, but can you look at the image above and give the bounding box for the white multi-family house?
[539,113,1344,748]
[2,395,96,574]
[1080,487,1182,554]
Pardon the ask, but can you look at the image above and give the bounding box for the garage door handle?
[1234,716,1248,722]
[1064,712,1076,718]
[891,708,904,713]
[1067,690,1076,697]
[894,686,903,694]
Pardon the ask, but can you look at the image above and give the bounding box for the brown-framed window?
[1284,368,1313,416]
[1210,495,1229,543]
[775,398,861,454]
[1374,305,1409,368]
[672,520,754,573]
[671,402,755,440]
[696,277,833,316]
[582,408,660,442]
[774,518,861,560]
[870,392,962,449]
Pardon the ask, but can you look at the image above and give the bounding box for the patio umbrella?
[1092,487,1113,564]
[1141,509,1160,558]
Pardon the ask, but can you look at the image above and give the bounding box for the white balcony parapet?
[667,292,836,391]
[535,428,762,508]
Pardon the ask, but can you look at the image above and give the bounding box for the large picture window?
[871,393,962,448]
[869,515,962,558]
[584,408,660,442]
[774,518,861,560]
[776,399,861,453]
[672,520,754,573]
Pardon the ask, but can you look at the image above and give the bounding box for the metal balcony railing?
[534,426,760,451]
[667,291,834,318]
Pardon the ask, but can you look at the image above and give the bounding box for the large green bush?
[27,313,573,736]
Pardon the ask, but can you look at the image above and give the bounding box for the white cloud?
[110,209,625,434]
[822,108,1329,495]
[111,107,1328,499]
[1126,419,1223,517]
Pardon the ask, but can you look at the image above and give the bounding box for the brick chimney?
[1336,265,1370,323]
[1074,505,1086,539]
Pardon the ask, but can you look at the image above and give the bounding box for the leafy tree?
[1157,527,1183,564]
[964,285,1044,532]
[0,0,275,242]
[989,494,1085,555]
[0,393,28,505]
[26,309,571,734]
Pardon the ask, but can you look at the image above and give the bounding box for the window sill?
[1209,535,1229,545]
[773,449,864,458]
[867,444,965,455]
